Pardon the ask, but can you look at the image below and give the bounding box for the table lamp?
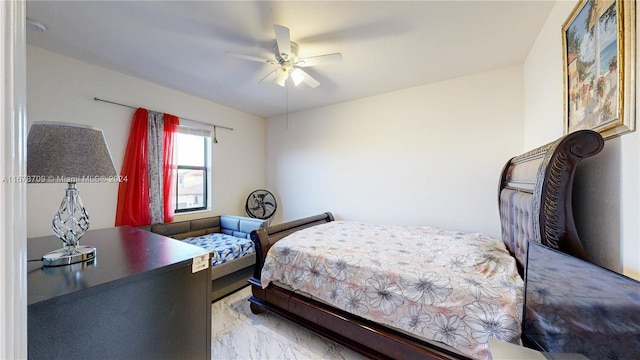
[27,121,117,266]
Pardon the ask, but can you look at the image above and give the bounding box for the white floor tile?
[211,287,368,360]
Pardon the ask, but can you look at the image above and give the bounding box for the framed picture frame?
[562,0,636,138]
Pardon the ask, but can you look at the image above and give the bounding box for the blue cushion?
[183,233,255,266]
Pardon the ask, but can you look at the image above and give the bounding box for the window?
[174,124,211,213]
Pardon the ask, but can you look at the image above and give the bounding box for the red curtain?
[162,114,179,223]
[116,109,181,227]
[115,108,150,226]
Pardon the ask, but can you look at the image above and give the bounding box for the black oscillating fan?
[245,189,277,220]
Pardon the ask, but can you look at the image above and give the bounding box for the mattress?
[183,233,255,266]
[260,221,524,360]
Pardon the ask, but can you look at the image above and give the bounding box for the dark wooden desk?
[28,226,212,360]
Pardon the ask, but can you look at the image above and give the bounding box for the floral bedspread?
[261,221,523,360]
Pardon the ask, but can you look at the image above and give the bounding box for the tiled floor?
[211,287,368,360]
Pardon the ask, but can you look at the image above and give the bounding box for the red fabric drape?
[162,114,179,223]
[115,108,151,226]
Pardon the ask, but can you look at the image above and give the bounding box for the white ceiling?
[25,1,554,118]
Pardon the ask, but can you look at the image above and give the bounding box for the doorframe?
[1,1,28,358]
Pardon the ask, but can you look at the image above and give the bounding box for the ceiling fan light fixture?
[290,68,304,86]
[275,67,288,87]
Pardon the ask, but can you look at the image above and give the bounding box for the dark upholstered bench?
[140,215,266,301]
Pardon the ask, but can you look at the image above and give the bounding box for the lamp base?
[42,245,96,267]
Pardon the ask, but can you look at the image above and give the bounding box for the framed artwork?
[562,0,635,138]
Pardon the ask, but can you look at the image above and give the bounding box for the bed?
[523,240,640,359]
[248,129,604,359]
[141,214,266,301]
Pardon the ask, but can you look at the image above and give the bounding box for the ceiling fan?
[227,25,342,88]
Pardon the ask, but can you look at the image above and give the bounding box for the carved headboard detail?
[499,130,604,268]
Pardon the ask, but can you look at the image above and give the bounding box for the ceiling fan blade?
[273,25,291,59]
[227,52,276,64]
[296,53,343,67]
[258,68,278,83]
[292,68,320,88]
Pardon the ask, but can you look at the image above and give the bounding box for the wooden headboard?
[498,130,604,269]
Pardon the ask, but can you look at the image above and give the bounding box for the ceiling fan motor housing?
[274,41,299,64]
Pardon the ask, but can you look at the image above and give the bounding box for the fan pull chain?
[285,85,289,129]
[213,126,218,144]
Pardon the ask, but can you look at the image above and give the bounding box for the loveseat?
[140,215,266,301]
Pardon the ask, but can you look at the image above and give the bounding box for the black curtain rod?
[93,97,234,131]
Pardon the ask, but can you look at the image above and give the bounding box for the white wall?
[27,45,266,237]
[266,66,524,238]
[524,1,640,278]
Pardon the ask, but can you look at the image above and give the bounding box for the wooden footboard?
[250,211,334,279]
[248,212,470,360]
[248,281,470,360]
